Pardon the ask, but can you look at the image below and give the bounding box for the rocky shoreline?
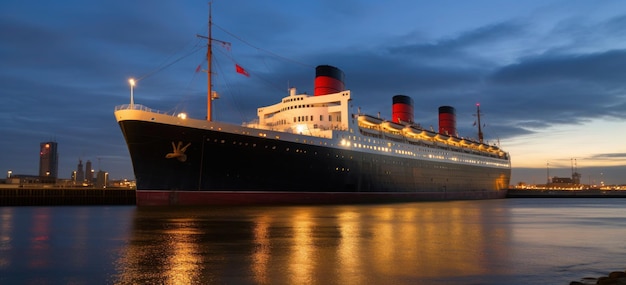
[570,270,626,285]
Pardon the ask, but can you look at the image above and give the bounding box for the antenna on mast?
[475,103,484,143]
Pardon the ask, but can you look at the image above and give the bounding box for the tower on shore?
[39,141,58,178]
[76,159,85,184]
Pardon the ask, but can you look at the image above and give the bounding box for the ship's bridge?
[245,87,351,138]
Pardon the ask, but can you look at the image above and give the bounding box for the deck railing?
[115,104,173,116]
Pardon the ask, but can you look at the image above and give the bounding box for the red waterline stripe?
[136,190,507,206]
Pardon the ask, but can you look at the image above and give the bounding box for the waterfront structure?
[39,141,58,179]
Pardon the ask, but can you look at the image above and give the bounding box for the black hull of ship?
[119,120,510,205]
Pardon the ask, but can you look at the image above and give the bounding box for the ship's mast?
[198,2,228,121]
[476,103,484,143]
[206,2,213,121]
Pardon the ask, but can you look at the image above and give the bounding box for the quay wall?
[507,189,626,198]
[3,188,626,206]
[0,187,135,206]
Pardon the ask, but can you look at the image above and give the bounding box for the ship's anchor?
[165,141,191,162]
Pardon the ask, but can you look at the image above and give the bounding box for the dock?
[2,187,626,206]
[0,187,135,206]
[507,189,626,198]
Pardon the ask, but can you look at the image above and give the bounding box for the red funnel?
[314,65,345,96]
[438,106,456,136]
[392,95,414,124]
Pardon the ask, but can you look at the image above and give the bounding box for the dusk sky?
[1,0,625,185]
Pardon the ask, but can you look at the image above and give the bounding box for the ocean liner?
[114,8,511,206]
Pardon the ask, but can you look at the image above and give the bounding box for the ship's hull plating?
[119,120,510,205]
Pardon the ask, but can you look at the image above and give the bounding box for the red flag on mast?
[235,64,250,77]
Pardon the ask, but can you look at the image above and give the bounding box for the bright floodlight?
[129,78,136,108]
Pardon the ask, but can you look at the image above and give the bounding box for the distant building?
[76,159,85,184]
[6,174,56,185]
[572,171,582,184]
[110,179,136,189]
[552,177,573,184]
[85,160,93,185]
[95,170,108,188]
[39,141,58,179]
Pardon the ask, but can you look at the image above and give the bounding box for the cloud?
[388,21,526,65]
[490,49,626,85]
[588,153,626,160]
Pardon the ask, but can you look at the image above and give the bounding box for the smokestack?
[392,95,414,124]
[314,65,345,96]
[438,106,456,136]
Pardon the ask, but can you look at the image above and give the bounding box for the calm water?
[1,198,625,284]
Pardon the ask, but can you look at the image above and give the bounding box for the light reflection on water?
[113,201,516,284]
[0,199,625,284]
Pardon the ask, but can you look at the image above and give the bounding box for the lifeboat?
[447,136,461,143]
[421,130,437,138]
[478,144,490,150]
[402,127,421,142]
[381,121,404,132]
[358,115,383,126]
[435,133,450,141]
[462,140,480,148]
[359,126,381,136]
[403,126,422,137]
